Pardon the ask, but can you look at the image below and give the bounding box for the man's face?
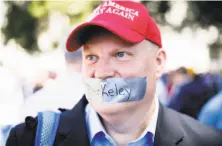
[82,32,166,115]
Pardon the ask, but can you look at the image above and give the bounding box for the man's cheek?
[83,67,94,77]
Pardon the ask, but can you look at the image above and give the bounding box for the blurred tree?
[1,1,101,53]
[188,2,222,28]
[142,1,222,59]
[1,1,222,53]
[141,1,170,25]
[142,1,222,29]
[187,2,222,60]
[2,1,38,52]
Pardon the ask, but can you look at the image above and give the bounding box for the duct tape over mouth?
[83,77,147,104]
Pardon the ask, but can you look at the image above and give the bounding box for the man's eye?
[87,55,97,61]
[115,52,126,58]
[114,52,132,61]
[86,55,98,64]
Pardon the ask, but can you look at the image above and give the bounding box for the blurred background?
[0,1,222,144]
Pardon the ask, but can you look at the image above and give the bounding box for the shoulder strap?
[35,111,61,146]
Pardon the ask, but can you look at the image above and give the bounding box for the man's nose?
[94,60,115,80]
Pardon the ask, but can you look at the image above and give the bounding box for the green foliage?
[1,1,101,53]
[28,1,101,24]
[2,1,222,53]
[2,1,38,52]
[28,1,48,18]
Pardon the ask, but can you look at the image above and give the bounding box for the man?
[6,1,222,146]
[168,73,217,119]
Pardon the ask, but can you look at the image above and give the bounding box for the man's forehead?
[83,41,157,57]
[83,33,134,50]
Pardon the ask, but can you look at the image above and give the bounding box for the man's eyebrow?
[83,44,91,50]
[83,45,95,54]
[83,43,136,54]
[113,47,131,52]
[116,44,137,52]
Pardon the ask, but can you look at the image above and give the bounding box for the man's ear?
[156,48,167,79]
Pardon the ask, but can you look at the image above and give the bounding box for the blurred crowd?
[156,67,222,129]
[0,49,84,145]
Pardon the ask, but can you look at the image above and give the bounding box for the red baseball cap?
[66,0,162,52]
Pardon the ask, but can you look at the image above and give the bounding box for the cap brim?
[66,21,145,52]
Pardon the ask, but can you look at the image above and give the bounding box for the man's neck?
[101,99,156,146]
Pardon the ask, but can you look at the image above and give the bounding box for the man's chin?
[90,101,137,116]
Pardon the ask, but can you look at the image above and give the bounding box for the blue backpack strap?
[35,111,61,146]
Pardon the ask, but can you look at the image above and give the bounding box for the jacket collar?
[57,96,90,146]
[154,104,185,146]
[56,96,185,146]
